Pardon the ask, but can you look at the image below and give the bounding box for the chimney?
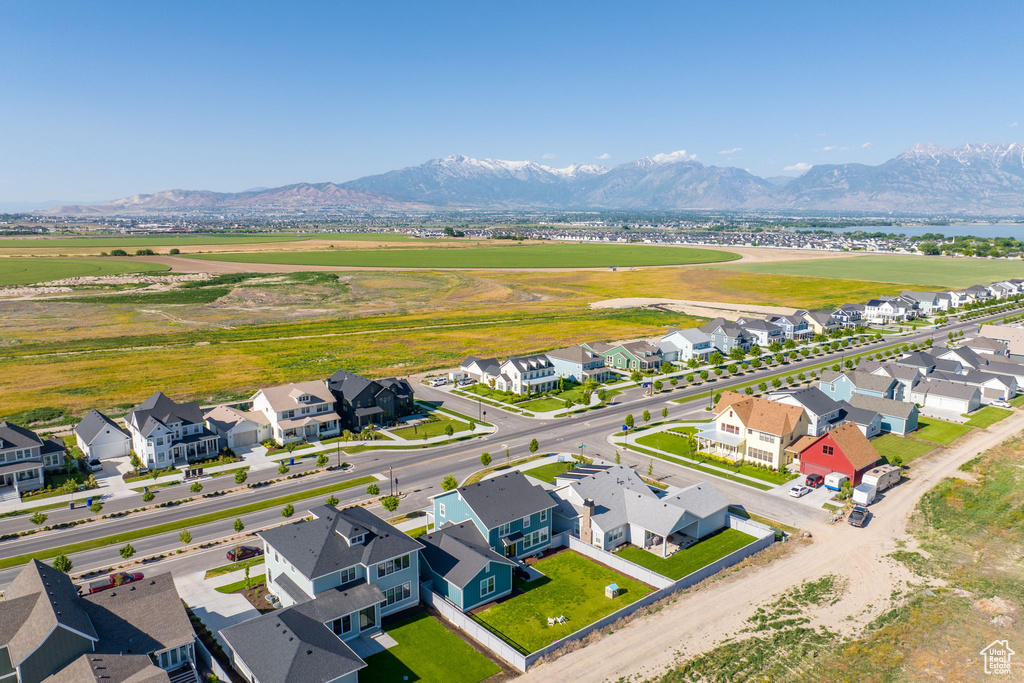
[580,498,595,545]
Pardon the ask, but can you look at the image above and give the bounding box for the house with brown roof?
[694,392,811,471]
[787,422,882,486]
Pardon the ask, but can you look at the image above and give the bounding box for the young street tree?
[282,504,295,518]
[529,438,539,454]
[190,482,203,494]
[317,454,329,468]
[381,495,400,512]
[29,512,48,526]
[325,495,339,506]
[480,452,492,467]
[120,543,136,561]
[441,474,459,491]
[624,413,635,429]
[234,469,248,485]
[367,483,380,496]
[233,518,245,533]
[52,555,73,574]
[642,409,651,423]
[179,529,192,546]
[661,407,668,419]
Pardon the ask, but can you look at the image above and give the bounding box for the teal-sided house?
[418,521,516,610]
[432,471,555,560]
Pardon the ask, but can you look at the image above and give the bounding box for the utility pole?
[389,466,394,497]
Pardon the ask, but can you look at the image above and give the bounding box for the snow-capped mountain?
[41,143,1024,215]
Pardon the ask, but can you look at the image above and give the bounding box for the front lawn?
[1009,395,1024,408]
[870,434,935,465]
[913,419,974,445]
[360,613,499,683]
[521,461,577,484]
[215,572,266,594]
[616,527,757,580]
[963,406,1013,428]
[472,550,652,654]
[635,430,696,457]
[518,397,568,413]
[634,431,794,485]
[391,417,470,440]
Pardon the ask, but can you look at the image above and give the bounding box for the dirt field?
[590,297,799,318]
[517,412,1024,683]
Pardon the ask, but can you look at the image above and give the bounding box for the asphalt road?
[0,313,988,591]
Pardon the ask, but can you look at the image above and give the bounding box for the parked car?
[788,484,811,498]
[428,378,448,387]
[805,473,824,488]
[991,399,1012,408]
[86,571,144,594]
[87,458,103,472]
[459,378,476,386]
[847,506,870,527]
[226,545,263,562]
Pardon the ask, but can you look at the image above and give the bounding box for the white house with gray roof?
[250,380,340,445]
[124,392,219,470]
[74,409,130,461]
[658,329,714,364]
[909,378,982,413]
[549,465,729,559]
[493,355,556,394]
[0,422,65,495]
[203,405,271,451]
[767,387,843,437]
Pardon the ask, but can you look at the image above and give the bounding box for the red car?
[805,473,824,488]
[86,571,144,594]
[226,546,263,562]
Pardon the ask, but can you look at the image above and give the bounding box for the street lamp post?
[389,466,393,497]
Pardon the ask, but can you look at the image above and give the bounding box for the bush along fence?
[425,516,775,672]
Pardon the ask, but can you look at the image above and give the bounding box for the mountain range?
[43,143,1024,216]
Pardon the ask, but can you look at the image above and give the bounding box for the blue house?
[418,521,516,611]
[432,472,555,560]
[846,393,920,435]
[545,345,610,383]
[767,314,811,340]
[818,369,899,401]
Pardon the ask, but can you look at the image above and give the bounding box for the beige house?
[250,380,341,444]
[695,391,810,471]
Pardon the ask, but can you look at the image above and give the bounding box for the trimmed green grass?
[124,467,181,483]
[912,418,974,445]
[616,528,757,580]
[472,551,652,654]
[964,406,1013,428]
[630,444,774,491]
[360,613,500,683]
[215,572,266,594]
[634,430,794,485]
[1009,395,1024,408]
[521,461,577,484]
[204,556,266,580]
[0,257,170,287]
[406,525,429,539]
[870,434,935,465]
[190,244,740,269]
[0,475,377,570]
[518,397,568,412]
[715,254,1024,288]
[391,417,470,439]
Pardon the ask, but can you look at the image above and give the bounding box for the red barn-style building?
[788,422,882,485]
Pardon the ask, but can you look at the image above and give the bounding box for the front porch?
[0,461,45,495]
[169,433,220,464]
[641,529,698,558]
[694,428,745,461]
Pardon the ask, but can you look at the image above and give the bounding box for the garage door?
[234,430,258,447]
[801,462,833,478]
[935,396,965,412]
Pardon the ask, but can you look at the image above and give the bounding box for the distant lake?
[812,224,1024,240]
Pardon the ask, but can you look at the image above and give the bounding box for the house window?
[480,576,496,597]
[823,445,834,455]
[381,583,411,606]
[331,614,353,635]
[339,566,357,583]
[376,554,411,578]
[723,423,740,435]
[498,522,512,536]
[747,447,773,462]
[439,502,446,518]
[539,509,548,523]
[525,528,549,549]
[758,432,775,444]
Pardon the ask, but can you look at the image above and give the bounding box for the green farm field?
[188,243,740,269]
[714,254,1024,288]
[0,233,318,248]
[0,257,170,286]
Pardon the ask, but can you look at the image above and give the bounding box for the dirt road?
[589,296,799,318]
[517,412,1024,682]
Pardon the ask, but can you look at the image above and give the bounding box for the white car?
[87,458,103,472]
[788,484,811,498]
[991,399,1012,408]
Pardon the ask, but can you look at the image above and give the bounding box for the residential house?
[944,290,971,308]
[787,422,882,486]
[818,369,900,401]
[900,291,942,316]
[0,422,66,496]
[895,351,964,376]
[801,309,841,336]
[459,356,502,384]
[846,394,920,435]
[545,345,610,383]
[0,560,197,683]
[859,361,924,398]
[327,370,415,430]
[695,392,810,471]
[768,387,842,437]
[432,471,555,560]
[978,324,1024,360]
[417,521,517,611]
[960,337,1009,357]
[251,380,340,445]
[203,405,271,451]
[74,409,130,461]
[700,318,752,352]
[834,400,883,438]
[929,369,1017,404]
[908,378,982,414]
[864,298,914,324]
[492,355,557,394]
[765,313,810,340]
[258,504,422,613]
[124,392,220,470]
[965,284,993,302]
[658,329,714,364]
[831,304,864,328]
[583,341,663,372]
[735,318,784,348]
[549,465,729,559]
[987,282,1016,299]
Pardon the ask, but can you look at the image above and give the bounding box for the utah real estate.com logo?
[980,640,1014,675]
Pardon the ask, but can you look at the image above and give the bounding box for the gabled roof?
[846,393,918,419]
[803,309,838,324]
[545,345,601,364]
[820,369,896,394]
[900,291,939,303]
[1,560,98,666]
[328,369,408,402]
[791,423,880,471]
[255,380,334,412]
[962,337,1008,352]
[738,318,781,332]
[0,421,45,450]
[83,573,194,656]
[714,391,806,435]
[769,387,840,417]
[259,505,422,580]
[203,405,269,433]
[74,409,129,445]
[126,392,204,435]
[461,356,501,375]
[915,378,980,401]
[451,472,556,530]
[896,351,937,369]
[661,328,713,345]
[504,354,552,372]
[419,521,516,588]
[834,400,880,427]
[43,654,170,683]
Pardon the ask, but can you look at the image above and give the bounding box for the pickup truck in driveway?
[847,506,870,527]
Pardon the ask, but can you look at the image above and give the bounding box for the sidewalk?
[174,566,261,652]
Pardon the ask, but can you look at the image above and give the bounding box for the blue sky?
[2,1,1023,203]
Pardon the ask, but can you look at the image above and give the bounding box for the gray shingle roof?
[769,387,839,417]
[419,521,515,589]
[662,328,713,345]
[820,370,896,394]
[42,654,170,683]
[258,505,422,580]
[545,345,600,364]
[834,401,879,427]
[917,379,980,401]
[83,573,195,655]
[847,393,917,419]
[454,472,556,530]
[0,421,45,450]
[74,409,129,445]
[127,392,204,433]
